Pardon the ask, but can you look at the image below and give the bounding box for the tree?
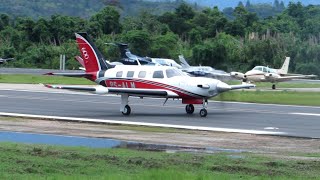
[89,6,121,36]
[120,30,151,56]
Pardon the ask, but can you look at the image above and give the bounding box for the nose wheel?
[200,109,207,117]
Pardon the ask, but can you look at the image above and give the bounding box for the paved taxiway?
[0,85,320,138]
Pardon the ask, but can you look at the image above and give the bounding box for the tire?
[272,84,276,90]
[122,105,131,115]
[185,104,194,114]
[199,109,207,117]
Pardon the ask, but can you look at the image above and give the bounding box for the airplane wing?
[0,58,14,64]
[44,84,179,97]
[230,83,255,90]
[265,74,317,82]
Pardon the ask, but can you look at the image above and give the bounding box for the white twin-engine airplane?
[230,57,317,89]
[45,33,255,117]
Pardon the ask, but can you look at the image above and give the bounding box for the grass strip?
[0,74,94,85]
[0,142,319,179]
[213,90,320,106]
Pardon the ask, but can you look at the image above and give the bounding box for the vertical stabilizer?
[278,57,290,74]
[75,33,113,73]
[178,55,190,68]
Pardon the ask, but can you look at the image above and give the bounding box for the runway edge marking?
[291,113,320,117]
[0,112,286,135]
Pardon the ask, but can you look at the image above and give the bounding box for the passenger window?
[127,71,134,78]
[153,70,164,78]
[138,71,146,78]
[116,71,123,77]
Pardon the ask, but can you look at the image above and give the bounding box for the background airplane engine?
[265,73,280,80]
[230,72,245,80]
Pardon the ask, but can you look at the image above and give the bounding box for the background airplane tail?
[178,55,190,68]
[278,57,290,74]
[75,33,113,74]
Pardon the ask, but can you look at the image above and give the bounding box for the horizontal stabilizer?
[44,72,90,78]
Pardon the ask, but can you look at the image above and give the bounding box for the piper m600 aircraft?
[230,57,317,89]
[45,33,254,117]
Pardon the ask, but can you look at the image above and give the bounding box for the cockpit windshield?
[253,66,263,71]
[166,68,186,78]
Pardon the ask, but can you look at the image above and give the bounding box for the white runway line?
[291,113,320,117]
[0,112,286,135]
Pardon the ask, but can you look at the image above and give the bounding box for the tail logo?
[81,47,89,60]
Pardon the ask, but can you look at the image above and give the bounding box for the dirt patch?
[0,117,320,160]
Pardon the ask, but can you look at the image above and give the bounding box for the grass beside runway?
[213,90,320,106]
[0,74,95,85]
[227,81,320,88]
[0,142,319,179]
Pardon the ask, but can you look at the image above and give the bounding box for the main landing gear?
[272,84,276,90]
[185,99,208,117]
[121,94,131,115]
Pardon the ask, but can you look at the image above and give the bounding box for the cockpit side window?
[116,71,123,77]
[153,70,164,78]
[166,69,181,78]
[263,67,268,72]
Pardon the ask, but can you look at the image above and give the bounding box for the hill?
[147,0,320,9]
[0,0,190,19]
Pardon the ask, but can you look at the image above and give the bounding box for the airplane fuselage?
[95,65,222,100]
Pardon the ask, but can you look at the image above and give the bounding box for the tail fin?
[278,57,290,74]
[116,43,130,59]
[75,33,113,73]
[178,55,190,68]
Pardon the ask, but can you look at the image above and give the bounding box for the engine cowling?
[94,86,109,95]
[230,72,245,80]
[264,73,280,80]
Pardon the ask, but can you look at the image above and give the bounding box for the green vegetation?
[254,82,320,88]
[0,142,320,179]
[214,90,320,106]
[1,2,320,78]
[0,74,94,85]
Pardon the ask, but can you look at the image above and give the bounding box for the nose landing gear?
[200,99,208,117]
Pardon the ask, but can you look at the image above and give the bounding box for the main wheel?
[199,109,207,117]
[122,105,131,115]
[185,104,194,114]
[272,84,276,90]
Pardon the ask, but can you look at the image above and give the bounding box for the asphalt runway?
[0,86,320,138]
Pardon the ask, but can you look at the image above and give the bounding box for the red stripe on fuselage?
[105,78,203,99]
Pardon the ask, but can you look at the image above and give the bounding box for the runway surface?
[0,85,320,138]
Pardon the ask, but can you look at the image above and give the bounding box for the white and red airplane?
[45,33,255,117]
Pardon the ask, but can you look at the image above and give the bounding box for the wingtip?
[43,84,53,88]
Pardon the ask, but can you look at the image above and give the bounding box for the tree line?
[0,2,320,77]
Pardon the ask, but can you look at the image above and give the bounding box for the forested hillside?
[0,0,190,19]
[0,2,320,77]
[149,0,320,9]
